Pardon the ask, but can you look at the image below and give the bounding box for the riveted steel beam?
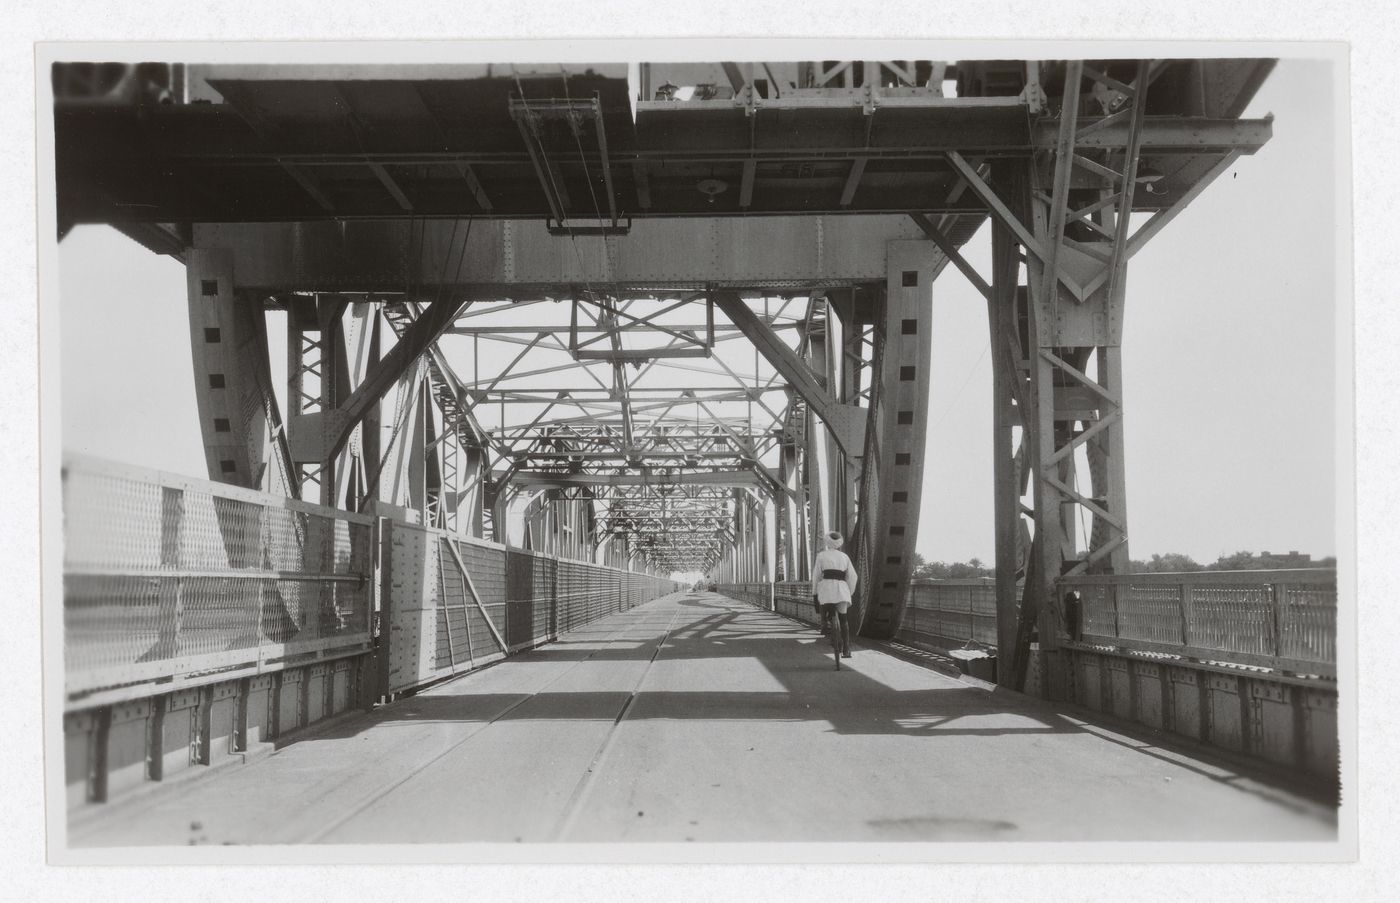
[322,298,468,465]
[513,470,769,489]
[192,216,928,292]
[851,240,940,639]
[185,248,295,497]
[712,290,867,458]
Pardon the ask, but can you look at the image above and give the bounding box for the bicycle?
[817,603,844,671]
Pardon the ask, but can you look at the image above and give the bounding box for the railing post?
[1110,582,1122,642]
[172,578,186,662]
[1271,582,1289,664]
[1179,581,1194,648]
[549,558,559,637]
[255,578,268,670]
[255,503,269,670]
[91,706,112,803]
[373,515,391,705]
[157,486,185,662]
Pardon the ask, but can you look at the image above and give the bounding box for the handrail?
[908,577,996,587]
[1061,568,1334,585]
[730,572,1338,681]
[1060,569,1336,678]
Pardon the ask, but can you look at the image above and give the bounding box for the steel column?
[988,209,1028,673]
[997,61,1163,688]
[185,248,293,496]
[852,240,939,638]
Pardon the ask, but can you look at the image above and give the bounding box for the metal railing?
[897,578,999,649]
[733,570,1338,681]
[1062,570,1337,678]
[715,582,773,611]
[387,522,681,694]
[772,581,815,624]
[63,456,375,706]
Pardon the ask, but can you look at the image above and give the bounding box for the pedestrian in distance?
[811,530,858,668]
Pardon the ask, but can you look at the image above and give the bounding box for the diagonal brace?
[1042,473,1126,531]
[945,151,1086,300]
[908,213,991,300]
[440,536,509,652]
[712,290,866,458]
[326,298,468,463]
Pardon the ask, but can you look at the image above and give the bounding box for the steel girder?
[710,488,772,584]
[519,489,598,561]
[778,440,804,581]
[276,294,448,517]
[190,216,929,293]
[800,296,849,545]
[713,290,867,458]
[512,471,771,489]
[283,294,378,507]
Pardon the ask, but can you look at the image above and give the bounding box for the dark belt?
[821,568,848,580]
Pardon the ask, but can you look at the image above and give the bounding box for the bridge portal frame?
[184,213,942,596]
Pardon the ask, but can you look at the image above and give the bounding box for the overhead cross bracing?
[362,287,868,573]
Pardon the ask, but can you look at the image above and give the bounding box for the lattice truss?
[909,59,1260,683]
[274,285,873,575]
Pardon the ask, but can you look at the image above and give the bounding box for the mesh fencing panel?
[1190,583,1276,655]
[64,459,683,702]
[773,581,816,623]
[1117,583,1185,645]
[62,457,373,703]
[1282,583,1336,667]
[383,525,679,693]
[896,579,998,648]
[1078,584,1118,637]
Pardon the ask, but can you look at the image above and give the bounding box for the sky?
[56,58,1341,568]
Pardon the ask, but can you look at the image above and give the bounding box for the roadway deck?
[69,592,1337,846]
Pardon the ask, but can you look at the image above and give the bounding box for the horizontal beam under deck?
[513,470,772,489]
[192,215,932,292]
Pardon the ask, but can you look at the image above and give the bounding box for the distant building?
[1260,550,1313,566]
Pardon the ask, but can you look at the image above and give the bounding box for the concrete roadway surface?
[69,591,1338,846]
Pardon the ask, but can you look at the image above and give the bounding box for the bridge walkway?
[69,592,1336,845]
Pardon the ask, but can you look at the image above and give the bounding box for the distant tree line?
[1128,550,1336,573]
[907,550,1335,579]
[909,553,993,580]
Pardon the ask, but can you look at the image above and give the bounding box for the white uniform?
[811,548,858,612]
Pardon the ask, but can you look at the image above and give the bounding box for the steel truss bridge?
[56,56,1277,694]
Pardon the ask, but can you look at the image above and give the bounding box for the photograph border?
[27,27,1362,885]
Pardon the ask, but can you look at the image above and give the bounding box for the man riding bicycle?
[811,530,858,664]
